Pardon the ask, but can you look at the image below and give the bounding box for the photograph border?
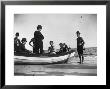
[1,0,109,88]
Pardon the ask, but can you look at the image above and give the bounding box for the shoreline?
[14,55,97,76]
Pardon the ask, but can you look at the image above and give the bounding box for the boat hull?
[14,50,75,65]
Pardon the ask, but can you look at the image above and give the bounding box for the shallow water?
[14,56,97,76]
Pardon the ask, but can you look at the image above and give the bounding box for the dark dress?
[14,37,21,52]
[34,31,44,54]
[20,43,30,53]
[63,45,69,52]
[77,37,84,55]
[20,43,26,52]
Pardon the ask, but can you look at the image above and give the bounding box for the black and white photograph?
[14,14,97,76]
[4,4,106,85]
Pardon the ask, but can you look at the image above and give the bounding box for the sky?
[14,14,97,50]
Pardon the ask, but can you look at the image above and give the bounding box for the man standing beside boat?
[34,25,44,54]
[76,31,85,64]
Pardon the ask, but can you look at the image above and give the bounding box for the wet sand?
[14,56,97,76]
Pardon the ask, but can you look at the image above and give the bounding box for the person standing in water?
[76,31,85,64]
[34,25,44,54]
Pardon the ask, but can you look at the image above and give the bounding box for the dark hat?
[59,43,63,45]
[76,31,80,34]
[37,25,42,29]
[50,41,53,43]
[21,38,27,42]
[15,32,19,36]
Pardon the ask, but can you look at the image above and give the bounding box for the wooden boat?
[14,50,75,65]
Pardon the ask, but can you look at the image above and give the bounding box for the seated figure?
[57,43,69,54]
[62,43,69,52]
[20,38,30,53]
[58,43,64,53]
[48,41,56,54]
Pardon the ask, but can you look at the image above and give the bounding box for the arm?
[17,39,21,46]
[39,32,44,40]
[48,47,51,53]
[40,33,44,40]
[29,39,33,47]
[81,37,85,46]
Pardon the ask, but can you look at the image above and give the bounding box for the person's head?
[15,32,19,37]
[59,43,63,47]
[63,43,66,47]
[76,31,80,37]
[49,41,53,46]
[37,25,42,31]
[21,38,27,45]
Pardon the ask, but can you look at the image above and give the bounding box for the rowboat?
[14,50,75,65]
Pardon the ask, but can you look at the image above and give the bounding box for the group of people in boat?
[14,32,30,53]
[14,25,85,64]
[14,25,70,55]
[48,41,71,54]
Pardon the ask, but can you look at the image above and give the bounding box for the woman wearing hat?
[76,31,85,64]
[34,25,44,54]
[20,38,28,53]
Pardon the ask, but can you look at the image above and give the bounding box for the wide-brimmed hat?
[37,25,42,29]
[76,31,80,34]
[21,38,27,42]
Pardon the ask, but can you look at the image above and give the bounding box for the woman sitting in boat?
[57,43,69,54]
[58,43,64,53]
[48,41,56,54]
[62,43,69,52]
[20,38,30,53]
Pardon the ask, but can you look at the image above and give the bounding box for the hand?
[79,43,82,46]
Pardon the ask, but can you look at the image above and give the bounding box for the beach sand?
[14,55,97,76]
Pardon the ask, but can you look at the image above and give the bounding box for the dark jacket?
[77,37,85,53]
[14,37,21,52]
[77,37,84,47]
[34,31,44,42]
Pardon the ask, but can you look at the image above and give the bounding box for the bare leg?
[82,55,84,63]
[79,54,81,64]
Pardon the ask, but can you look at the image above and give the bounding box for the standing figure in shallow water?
[76,31,85,64]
